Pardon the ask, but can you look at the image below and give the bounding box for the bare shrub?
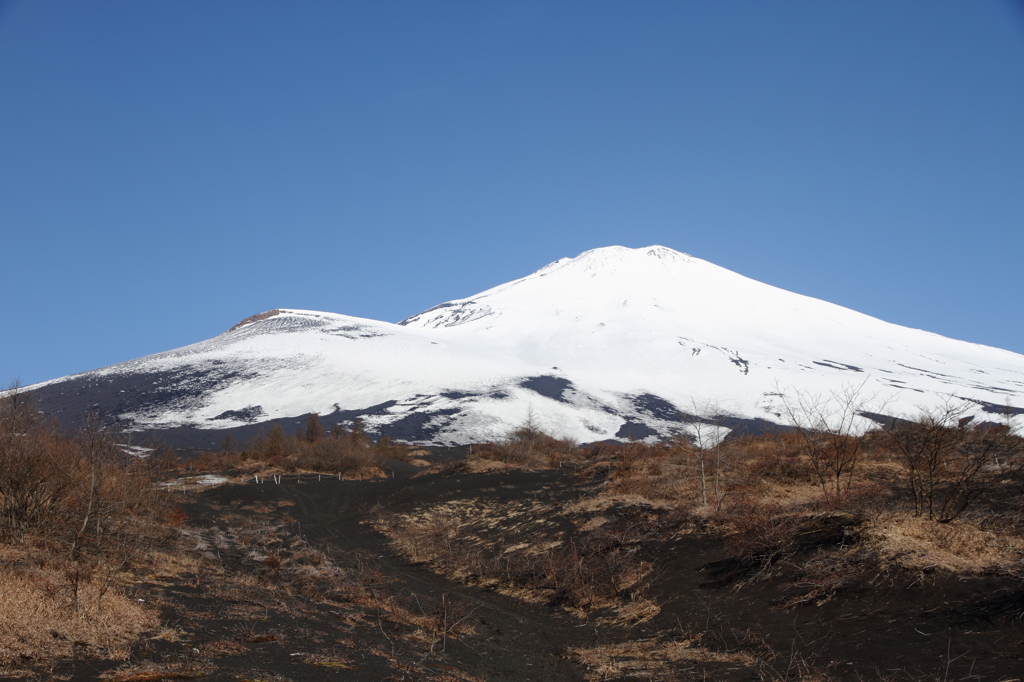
[724,499,801,571]
[735,431,810,485]
[0,387,75,537]
[0,386,173,669]
[785,547,869,606]
[409,592,477,655]
[778,383,881,504]
[471,411,578,468]
[881,402,1023,522]
[234,419,392,476]
[675,399,732,508]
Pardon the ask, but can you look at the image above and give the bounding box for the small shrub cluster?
[471,420,579,468]
[199,413,408,476]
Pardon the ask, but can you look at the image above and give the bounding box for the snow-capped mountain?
[23,246,1024,448]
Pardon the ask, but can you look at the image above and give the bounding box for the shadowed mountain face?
[20,246,1024,448]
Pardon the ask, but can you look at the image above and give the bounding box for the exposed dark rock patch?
[615,419,658,440]
[630,393,682,421]
[212,405,265,422]
[520,375,574,403]
[964,397,1024,416]
[441,390,475,400]
[378,408,460,441]
[812,359,864,372]
[29,367,251,429]
[729,354,750,375]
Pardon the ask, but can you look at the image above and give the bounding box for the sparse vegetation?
[0,385,170,670]
[3,383,1024,680]
[190,416,408,479]
[375,497,659,623]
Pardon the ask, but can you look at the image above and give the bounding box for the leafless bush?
[412,592,476,654]
[724,499,801,571]
[0,388,171,667]
[779,383,882,504]
[675,399,732,508]
[881,401,1023,522]
[734,431,810,484]
[235,418,393,475]
[471,411,578,468]
[0,386,75,536]
[1,388,171,610]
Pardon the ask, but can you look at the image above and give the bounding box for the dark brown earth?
[45,454,1024,682]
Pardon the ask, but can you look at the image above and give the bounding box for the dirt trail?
[196,466,591,681]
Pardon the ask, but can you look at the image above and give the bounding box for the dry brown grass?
[784,547,871,607]
[0,567,158,667]
[565,492,676,514]
[467,428,581,470]
[862,512,1023,573]
[130,548,206,585]
[98,661,211,681]
[376,497,660,624]
[566,638,756,681]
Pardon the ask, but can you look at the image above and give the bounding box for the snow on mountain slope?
[24,246,1024,445]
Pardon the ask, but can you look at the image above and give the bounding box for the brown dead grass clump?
[0,568,158,667]
[862,512,1023,573]
[785,547,871,606]
[723,499,803,570]
[468,413,581,469]
[566,638,756,681]
[376,498,660,624]
[470,437,580,469]
[99,661,211,681]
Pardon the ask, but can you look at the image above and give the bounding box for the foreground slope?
[24,246,1024,446]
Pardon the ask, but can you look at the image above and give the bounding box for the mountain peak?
[228,309,284,332]
[24,244,1024,447]
[536,245,696,275]
[575,244,693,262]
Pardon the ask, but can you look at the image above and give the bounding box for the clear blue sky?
[2,1,1023,387]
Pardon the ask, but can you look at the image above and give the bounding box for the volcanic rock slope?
[25,246,1024,446]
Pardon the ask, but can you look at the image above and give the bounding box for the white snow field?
[26,246,1024,444]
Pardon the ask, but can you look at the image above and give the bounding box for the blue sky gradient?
[2,1,1023,386]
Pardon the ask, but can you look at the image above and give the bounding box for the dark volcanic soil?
[192,467,588,681]
[50,458,1024,682]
